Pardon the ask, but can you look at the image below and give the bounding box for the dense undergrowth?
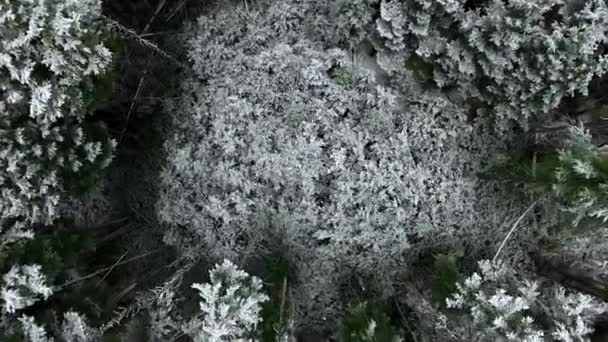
[3,0,608,341]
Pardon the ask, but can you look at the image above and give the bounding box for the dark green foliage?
[331,66,354,86]
[550,146,608,202]
[484,148,561,196]
[338,302,401,342]
[65,34,123,196]
[83,63,121,114]
[487,126,608,225]
[431,254,463,306]
[53,278,117,322]
[258,254,292,342]
[3,329,26,342]
[62,123,116,196]
[0,222,115,341]
[0,224,96,284]
[405,55,434,82]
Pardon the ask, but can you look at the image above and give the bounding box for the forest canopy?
[2,0,608,341]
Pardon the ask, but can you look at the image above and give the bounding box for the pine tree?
[368,0,608,131]
[0,0,115,225]
[446,259,607,341]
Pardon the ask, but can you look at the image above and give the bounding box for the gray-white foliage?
[158,0,528,328]
[0,221,34,254]
[19,315,53,342]
[147,260,268,342]
[16,312,98,342]
[0,0,114,224]
[184,260,268,342]
[446,259,607,341]
[370,0,608,131]
[0,265,98,342]
[1,264,52,314]
[60,311,99,342]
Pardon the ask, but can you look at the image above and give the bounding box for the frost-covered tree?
[184,260,268,342]
[0,0,115,224]
[0,263,97,341]
[0,221,34,254]
[17,311,98,342]
[1,264,52,314]
[60,311,99,342]
[333,0,380,47]
[493,123,608,227]
[159,0,530,328]
[367,0,608,131]
[446,259,607,341]
[550,124,608,226]
[147,260,268,342]
[19,315,53,342]
[160,0,508,268]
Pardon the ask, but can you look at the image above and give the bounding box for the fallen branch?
[118,74,145,145]
[532,248,608,301]
[59,249,162,289]
[103,16,187,68]
[96,251,129,287]
[493,199,539,263]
